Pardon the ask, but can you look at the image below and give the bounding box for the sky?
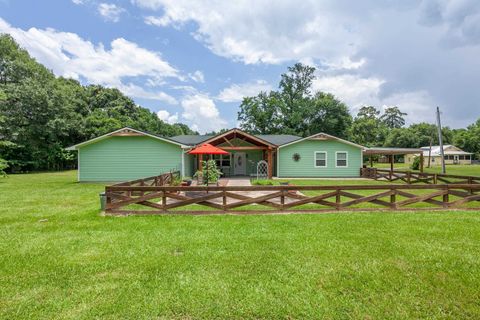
[1,0,480,133]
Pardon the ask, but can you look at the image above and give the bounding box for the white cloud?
[144,15,172,27]
[312,74,436,124]
[0,18,179,104]
[133,0,360,65]
[217,80,272,102]
[180,94,228,132]
[312,74,384,112]
[71,0,85,4]
[189,70,204,83]
[157,110,179,124]
[120,84,177,105]
[98,3,125,22]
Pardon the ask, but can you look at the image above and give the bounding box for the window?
[466,155,471,160]
[459,155,465,160]
[213,154,231,167]
[314,152,327,167]
[336,152,348,167]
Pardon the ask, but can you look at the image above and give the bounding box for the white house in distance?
[405,145,473,166]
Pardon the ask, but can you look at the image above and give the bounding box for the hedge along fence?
[105,180,480,215]
[361,167,480,184]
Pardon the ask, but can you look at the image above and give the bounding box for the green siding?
[184,153,195,178]
[79,136,182,182]
[278,140,362,177]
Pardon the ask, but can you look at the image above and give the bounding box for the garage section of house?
[277,133,363,178]
[68,128,186,182]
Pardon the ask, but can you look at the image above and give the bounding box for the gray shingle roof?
[169,135,213,145]
[170,134,302,146]
[255,134,301,145]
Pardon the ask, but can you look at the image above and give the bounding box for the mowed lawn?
[1,172,480,319]
[374,163,480,176]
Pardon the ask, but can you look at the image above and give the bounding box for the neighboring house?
[67,127,365,182]
[405,145,473,166]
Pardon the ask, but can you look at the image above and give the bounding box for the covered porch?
[363,147,424,172]
[191,128,276,179]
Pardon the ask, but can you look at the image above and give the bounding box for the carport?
[363,147,424,172]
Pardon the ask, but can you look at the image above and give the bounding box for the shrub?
[0,158,8,177]
[411,156,421,170]
[251,179,274,186]
[194,160,222,184]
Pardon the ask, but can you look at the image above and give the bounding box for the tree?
[0,34,196,172]
[238,63,352,137]
[380,106,407,128]
[238,92,283,134]
[356,106,380,120]
[349,106,386,146]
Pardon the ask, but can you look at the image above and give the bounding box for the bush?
[0,158,8,177]
[251,179,274,186]
[194,160,222,184]
[411,156,421,170]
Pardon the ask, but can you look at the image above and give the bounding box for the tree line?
[238,63,480,158]
[0,34,196,172]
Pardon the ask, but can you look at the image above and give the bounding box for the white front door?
[234,152,246,175]
[454,155,459,164]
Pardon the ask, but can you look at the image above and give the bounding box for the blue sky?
[1,0,480,132]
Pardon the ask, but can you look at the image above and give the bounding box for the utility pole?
[436,106,446,174]
[427,137,432,168]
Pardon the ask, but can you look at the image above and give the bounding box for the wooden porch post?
[198,154,203,172]
[267,148,273,179]
[419,153,424,173]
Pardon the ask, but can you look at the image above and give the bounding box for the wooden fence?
[110,170,180,188]
[105,181,480,215]
[361,167,480,184]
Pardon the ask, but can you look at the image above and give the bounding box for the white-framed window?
[335,151,348,167]
[314,151,327,167]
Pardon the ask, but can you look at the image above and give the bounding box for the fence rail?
[105,180,480,215]
[111,170,180,187]
[361,167,480,184]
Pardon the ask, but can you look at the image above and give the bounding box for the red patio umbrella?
[188,143,229,185]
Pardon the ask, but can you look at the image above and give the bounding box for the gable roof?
[171,132,302,147]
[66,127,188,150]
[278,132,364,149]
[200,128,277,147]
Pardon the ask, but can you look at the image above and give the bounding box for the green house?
[67,127,364,182]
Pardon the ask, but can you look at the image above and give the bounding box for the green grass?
[1,171,480,319]
[373,163,480,176]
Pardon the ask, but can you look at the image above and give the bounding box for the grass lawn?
[373,163,480,176]
[1,171,480,319]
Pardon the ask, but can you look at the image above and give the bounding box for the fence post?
[280,189,286,210]
[443,187,449,208]
[374,168,378,180]
[222,190,227,211]
[162,190,167,212]
[407,171,411,184]
[390,189,397,209]
[434,174,438,184]
[335,189,341,210]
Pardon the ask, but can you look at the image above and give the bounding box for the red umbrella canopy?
[188,143,229,155]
